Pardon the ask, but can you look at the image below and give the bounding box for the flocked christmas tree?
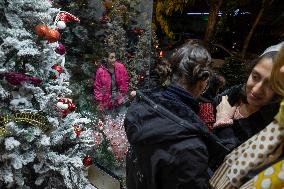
[0,0,96,188]
[50,0,154,174]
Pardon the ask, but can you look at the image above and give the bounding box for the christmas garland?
[0,112,53,137]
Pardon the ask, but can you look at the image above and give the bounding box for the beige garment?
[210,122,284,189]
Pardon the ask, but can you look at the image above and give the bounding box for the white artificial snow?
[5,137,20,151]
[40,135,51,146]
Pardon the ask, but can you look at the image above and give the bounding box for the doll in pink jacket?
[94,52,129,111]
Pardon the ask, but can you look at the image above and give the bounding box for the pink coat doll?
[94,60,129,110]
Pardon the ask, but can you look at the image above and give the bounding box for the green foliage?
[218,57,248,88]
[154,0,195,38]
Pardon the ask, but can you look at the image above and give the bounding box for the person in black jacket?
[124,41,228,189]
[210,46,282,170]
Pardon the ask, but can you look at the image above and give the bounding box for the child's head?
[107,52,116,67]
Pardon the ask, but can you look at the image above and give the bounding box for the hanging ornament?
[56,20,66,30]
[83,155,93,167]
[1,72,42,86]
[50,64,63,79]
[104,0,113,10]
[56,98,76,118]
[55,43,66,55]
[35,24,49,37]
[55,11,80,23]
[46,29,60,43]
[73,125,81,137]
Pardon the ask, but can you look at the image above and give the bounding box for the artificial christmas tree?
[0,1,96,188]
[52,0,154,172]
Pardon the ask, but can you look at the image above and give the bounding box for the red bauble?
[46,29,60,43]
[52,64,63,74]
[50,64,63,79]
[83,155,93,166]
[35,24,49,37]
[55,43,66,55]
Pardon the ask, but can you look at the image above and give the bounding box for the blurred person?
[210,42,284,189]
[94,51,129,115]
[124,41,227,189]
[198,72,226,131]
[210,43,283,170]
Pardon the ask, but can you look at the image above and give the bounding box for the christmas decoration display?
[94,114,128,162]
[0,1,94,188]
[46,0,154,186]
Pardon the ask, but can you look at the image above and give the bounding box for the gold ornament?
[0,112,53,137]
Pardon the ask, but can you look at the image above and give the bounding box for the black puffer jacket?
[211,84,280,169]
[124,84,228,189]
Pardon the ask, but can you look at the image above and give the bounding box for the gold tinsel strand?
[0,112,53,137]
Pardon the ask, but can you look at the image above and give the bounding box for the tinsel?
[0,112,53,137]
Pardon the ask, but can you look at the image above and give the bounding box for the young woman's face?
[246,57,275,107]
[107,52,116,66]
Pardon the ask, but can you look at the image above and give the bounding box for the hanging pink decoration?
[1,72,42,86]
[55,43,66,55]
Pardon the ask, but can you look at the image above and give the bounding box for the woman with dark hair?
[124,41,227,189]
[210,43,282,170]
